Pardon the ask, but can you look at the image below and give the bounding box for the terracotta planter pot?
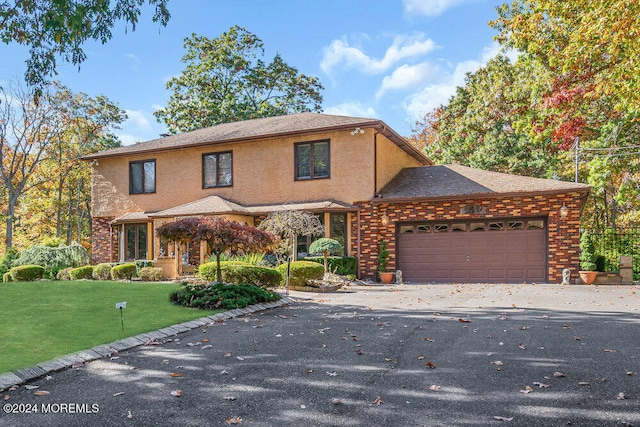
[579,271,598,285]
[379,272,395,284]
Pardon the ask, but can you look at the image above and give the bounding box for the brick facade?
[353,192,585,283]
[91,217,117,264]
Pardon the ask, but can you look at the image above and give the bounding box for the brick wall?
[92,217,117,264]
[353,192,585,283]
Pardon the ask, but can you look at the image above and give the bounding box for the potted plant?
[378,241,394,284]
[579,231,598,285]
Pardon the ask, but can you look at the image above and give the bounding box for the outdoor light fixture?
[381,214,390,226]
[350,127,365,135]
[560,203,569,219]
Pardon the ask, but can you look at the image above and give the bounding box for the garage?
[397,217,548,283]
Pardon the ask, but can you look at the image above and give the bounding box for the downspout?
[373,131,378,196]
[356,210,361,280]
[109,224,114,263]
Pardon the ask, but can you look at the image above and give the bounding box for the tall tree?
[0,81,125,249]
[0,0,170,92]
[154,25,324,134]
[410,54,561,178]
[490,0,640,147]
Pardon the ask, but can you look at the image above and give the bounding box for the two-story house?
[83,112,590,283]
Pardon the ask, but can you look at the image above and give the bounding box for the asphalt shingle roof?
[82,112,429,164]
[378,165,590,200]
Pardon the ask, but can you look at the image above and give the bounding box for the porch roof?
[111,211,151,224]
[147,196,358,218]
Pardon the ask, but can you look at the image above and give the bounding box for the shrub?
[276,260,324,287]
[580,231,598,271]
[2,272,12,283]
[199,261,249,282]
[93,263,115,280]
[43,267,64,280]
[56,267,74,281]
[111,263,137,280]
[69,266,95,280]
[303,256,357,275]
[223,264,282,288]
[12,243,90,269]
[0,248,20,277]
[139,267,164,281]
[135,260,154,273]
[10,265,45,281]
[170,282,280,310]
[41,237,66,247]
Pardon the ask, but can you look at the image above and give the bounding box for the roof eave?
[372,187,591,204]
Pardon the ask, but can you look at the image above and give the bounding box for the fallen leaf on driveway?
[355,349,363,355]
[626,371,635,377]
[25,385,39,390]
[494,416,513,421]
[372,396,383,406]
[458,318,470,323]
[579,382,590,386]
[223,396,236,401]
[224,352,231,357]
[617,392,628,400]
[518,343,526,350]
[425,361,436,369]
[201,345,213,350]
[113,392,125,397]
[226,416,242,424]
[171,390,182,397]
[326,371,338,377]
[332,399,342,405]
[519,386,533,394]
[533,382,549,388]
[201,338,209,343]
[127,410,133,419]
[553,372,566,378]
[34,390,50,396]
[604,349,617,353]
[429,385,441,391]
[236,356,245,361]
[491,361,504,366]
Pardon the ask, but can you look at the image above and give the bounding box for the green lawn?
[0,281,219,374]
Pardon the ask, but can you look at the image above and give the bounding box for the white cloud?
[376,62,438,99]
[403,0,470,16]
[116,109,165,145]
[124,109,152,131]
[324,102,377,119]
[320,33,436,75]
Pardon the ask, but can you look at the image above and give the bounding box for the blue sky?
[1,0,506,145]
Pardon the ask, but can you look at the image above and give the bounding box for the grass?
[0,281,220,374]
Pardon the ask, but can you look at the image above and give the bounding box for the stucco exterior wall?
[375,134,424,194]
[91,130,378,218]
[353,192,585,284]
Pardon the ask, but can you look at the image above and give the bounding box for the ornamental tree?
[308,238,342,274]
[157,216,278,283]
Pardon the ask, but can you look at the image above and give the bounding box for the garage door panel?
[398,218,547,283]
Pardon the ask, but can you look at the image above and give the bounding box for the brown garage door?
[397,218,547,283]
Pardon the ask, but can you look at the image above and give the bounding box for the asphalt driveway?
[2,283,639,426]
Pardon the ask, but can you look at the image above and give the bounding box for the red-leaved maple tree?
[157,216,278,283]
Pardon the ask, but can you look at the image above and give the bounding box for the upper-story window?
[129,160,155,194]
[203,151,233,188]
[295,140,330,180]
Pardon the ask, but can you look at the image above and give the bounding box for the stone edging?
[0,296,296,392]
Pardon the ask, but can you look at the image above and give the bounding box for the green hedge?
[223,264,282,288]
[276,260,324,287]
[56,267,73,280]
[303,256,357,275]
[139,267,164,281]
[2,272,12,283]
[111,263,137,280]
[68,266,95,280]
[93,263,115,280]
[10,265,45,281]
[199,261,250,282]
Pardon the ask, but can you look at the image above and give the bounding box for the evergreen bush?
[93,263,115,280]
[199,261,249,282]
[56,267,74,281]
[12,243,90,269]
[303,256,357,275]
[68,266,95,280]
[139,267,164,281]
[2,272,12,283]
[170,282,280,310]
[276,260,324,287]
[10,265,45,281]
[580,231,598,271]
[111,263,137,280]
